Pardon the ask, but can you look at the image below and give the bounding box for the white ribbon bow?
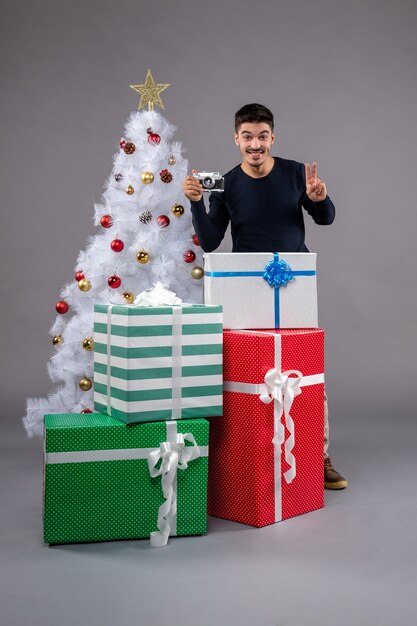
[134,281,183,307]
[147,432,201,547]
[259,368,303,484]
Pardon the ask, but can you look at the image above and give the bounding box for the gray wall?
[1,0,416,421]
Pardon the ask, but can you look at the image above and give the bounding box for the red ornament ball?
[148,132,161,145]
[183,249,196,263]
[100,215,113,228]
[192,234,200,246]
[111,239,124,252]
[81,409,93,414]
[75,270,85,282]
[56,300,69,314]
[157,215,170,228]
[108,274,121,289]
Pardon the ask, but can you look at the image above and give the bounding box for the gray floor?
[1,402,416,626]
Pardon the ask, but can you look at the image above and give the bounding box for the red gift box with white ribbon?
[208,328,325,527]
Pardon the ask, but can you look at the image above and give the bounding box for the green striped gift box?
[93,303,223,424]
[43,413,209,545]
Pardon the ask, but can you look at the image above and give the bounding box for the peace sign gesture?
[305,162,327,202]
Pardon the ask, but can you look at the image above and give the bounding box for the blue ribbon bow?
[263,256,294,288]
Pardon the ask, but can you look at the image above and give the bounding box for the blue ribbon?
[204,253,316,327]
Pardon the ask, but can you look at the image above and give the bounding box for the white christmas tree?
[24,70,204,437]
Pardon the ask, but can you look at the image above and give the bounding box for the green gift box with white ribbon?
[43,413,209,546]
[93,303,223,424]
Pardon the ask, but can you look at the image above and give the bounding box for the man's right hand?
[182,170,203,202]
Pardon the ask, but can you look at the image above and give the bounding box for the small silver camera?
[193,171,224,192]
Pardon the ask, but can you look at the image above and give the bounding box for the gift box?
[208,328,324,527]
[204,252,318,329]
[93,303,223,424]
[43,413,209,546]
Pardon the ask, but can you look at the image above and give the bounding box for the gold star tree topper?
[130,69,171,111]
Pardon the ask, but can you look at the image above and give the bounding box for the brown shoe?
[324,457,348,490]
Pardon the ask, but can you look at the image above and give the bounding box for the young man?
[182,103,347,489]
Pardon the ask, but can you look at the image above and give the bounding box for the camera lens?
[203,177,215,189]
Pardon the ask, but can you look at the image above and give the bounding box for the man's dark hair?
[234,103,274,132]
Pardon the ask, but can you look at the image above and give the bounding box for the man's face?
[234,122,275,168]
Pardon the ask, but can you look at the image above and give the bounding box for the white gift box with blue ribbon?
[204,252,318,329]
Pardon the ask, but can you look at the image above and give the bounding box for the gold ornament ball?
[172,203,185,217]
[79,377,93,391]
[168,155,176,165]
[78,278,92,292]
[191,266,204,280]
[141,171,154,184]
[82,337,94,351]
[122,291,135,304]
[126,185,135,195]
[52,335,63,346]
[136,249,150,264]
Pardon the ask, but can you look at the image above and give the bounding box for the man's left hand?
[305,162,327,202]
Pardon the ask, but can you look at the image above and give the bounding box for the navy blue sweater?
[190,157,335,252]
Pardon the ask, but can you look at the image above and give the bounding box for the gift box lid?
[94,303,222,316]
[223,328,324,383]
[204,251,316,272]
[44,413,209,454]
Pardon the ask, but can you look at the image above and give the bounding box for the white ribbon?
[147,421,201,547]
[106,305,113,416]
[171,307,182,419]
[259,368,303,484]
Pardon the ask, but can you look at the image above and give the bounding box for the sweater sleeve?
[298,163,336,225]
[190,193,230,252]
